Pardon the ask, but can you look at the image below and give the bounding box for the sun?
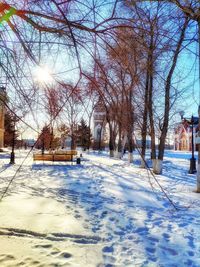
[33,66,53,84]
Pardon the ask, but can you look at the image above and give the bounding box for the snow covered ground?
[0,149,200,267]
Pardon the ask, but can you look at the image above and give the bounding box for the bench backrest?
[33,153,73,161]
[54,150,77,155]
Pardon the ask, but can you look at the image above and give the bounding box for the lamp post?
[10,114,16,164]
[189,115,196,174]
[196,105,200,193]
[196,20,200,192]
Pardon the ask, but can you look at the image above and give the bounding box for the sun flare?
[33,66,53,84]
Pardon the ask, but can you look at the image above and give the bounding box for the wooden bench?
[54,150,77,156]
[33,150,78,162]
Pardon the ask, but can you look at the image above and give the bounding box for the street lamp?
[10,114,16,164]
[189,115,196,174]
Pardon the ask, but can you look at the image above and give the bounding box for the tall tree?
[76,119,91,150]
[4,110,18,148]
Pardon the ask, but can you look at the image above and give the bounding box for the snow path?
[0,150,200,266]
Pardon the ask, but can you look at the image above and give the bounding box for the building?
[174,117,198,151]
[0,87,6,149]
[92,100,149,151]
[93,100,107,149]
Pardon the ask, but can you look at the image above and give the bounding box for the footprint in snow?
[50,251,60,256]
[35,244,53,249]
[153,219,163,226]
[184,259,195,266]
[92,225,101,232]
[0,254,16,262]
[103,254,116,264]
[127,234,138,242]
[135,227,149,234]
[149,256,158,262]
[114,230,125,236]
[160,246,178,256]
[100,210,108,219]
[167,224,173,232]
[106,233,114,242]
[187,235,195,249]
[125,223,134,232]
[74,213,82,219]
[146,210,155,219]
[102,246,114,253]
[31,260,41,265]
[178,222,188,227]
[59,252,72,259]
[24,257,32,261]
[147,236,159,243]
[16,261,26,266]
[187,250,194,257]
[146,247,156,254]
[162,233,170,241]
[49,263,66,267]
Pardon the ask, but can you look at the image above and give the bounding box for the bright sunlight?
[33,65,53,84]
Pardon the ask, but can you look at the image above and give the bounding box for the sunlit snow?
[0,149,199,266]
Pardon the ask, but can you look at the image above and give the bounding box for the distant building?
[92,100,152,151]
[23,139,35,147]
[93,100,107,149]
[0,87,6,149]
[174,118,198,151]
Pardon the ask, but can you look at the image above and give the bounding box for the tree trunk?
[141,68,149,166]
[148,30,156,162]
[158,18,188,164]
[127,128,134,163]
[128,152,133,163]
[127,138,133,163]
[71,128,76,150]
[108,121,115,157]
[154,19,188,174]
[109,138,114,157]
[117,125,122,159]
[87,128,91,151]
[87,118,92,151]
[126,88,134,163]
[153,159,163,174]
[98,124,104,151]
[49,126,54,151]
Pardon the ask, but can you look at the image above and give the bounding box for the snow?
[0,149,200,266]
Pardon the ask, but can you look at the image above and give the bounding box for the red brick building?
[174,117,198,151]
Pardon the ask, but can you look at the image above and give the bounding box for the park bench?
[33,150,78,162]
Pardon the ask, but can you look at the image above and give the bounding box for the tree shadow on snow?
[27,158,200,266]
